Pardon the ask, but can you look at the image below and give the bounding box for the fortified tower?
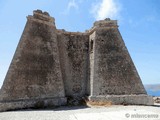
[0,10,153,111]
[0,10,67,111]
[89,19,151,104]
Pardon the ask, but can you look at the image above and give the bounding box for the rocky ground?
[0,104,159,120]
[154,97,160,103]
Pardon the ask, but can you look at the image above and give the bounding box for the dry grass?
[86,100,112,107]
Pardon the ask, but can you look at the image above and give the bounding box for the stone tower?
[0,10,67,111]
[0,10,153,111]
[89,19,152,104]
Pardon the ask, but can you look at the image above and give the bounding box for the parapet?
[94,18,118,28]
[86,18,118,34]
[27,9,55,26]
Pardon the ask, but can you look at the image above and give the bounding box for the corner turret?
[27,9,55,26]
[93,18,118,28]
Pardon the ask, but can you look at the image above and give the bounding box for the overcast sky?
[0,0,160,88]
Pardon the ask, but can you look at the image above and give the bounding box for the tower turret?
[89,18,153,105]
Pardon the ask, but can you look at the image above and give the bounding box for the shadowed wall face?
[57,33,89,97]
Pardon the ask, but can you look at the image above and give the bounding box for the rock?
[154,97,160,103]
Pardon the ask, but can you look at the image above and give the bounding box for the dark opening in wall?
[90,40,93,53]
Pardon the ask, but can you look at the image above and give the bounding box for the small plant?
[34,101,45,109]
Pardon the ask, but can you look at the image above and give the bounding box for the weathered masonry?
[0,10,153,111]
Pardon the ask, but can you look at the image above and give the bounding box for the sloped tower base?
[89,95,153,105]
[0,97,67,112]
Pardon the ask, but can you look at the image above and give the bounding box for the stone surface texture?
[0,10,153,111]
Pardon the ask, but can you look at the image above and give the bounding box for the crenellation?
[33,9,50,16]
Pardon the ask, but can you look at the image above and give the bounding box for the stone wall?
[0,10,153,111]
[90,20,146,96]
[0,10,67,111]
[57,32,90,97]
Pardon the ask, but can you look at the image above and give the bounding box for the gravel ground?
[0,105,160,120]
